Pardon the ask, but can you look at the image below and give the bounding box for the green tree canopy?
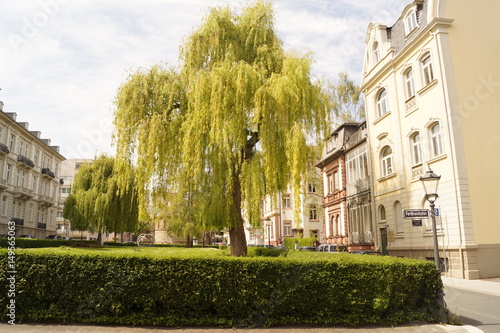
[63,155,139,241]
[113,0,330,256]
[329,71,364,123]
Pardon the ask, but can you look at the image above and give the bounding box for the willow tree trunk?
[230,172,247,256]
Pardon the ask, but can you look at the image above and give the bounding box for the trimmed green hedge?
[0,238,98,249]
[0,249,443,327]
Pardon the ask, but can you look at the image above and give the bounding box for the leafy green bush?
[283,237,317,250]
[247,247,287,257]
[0,249,443,327]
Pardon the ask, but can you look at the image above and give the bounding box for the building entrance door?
[380,227,388,255]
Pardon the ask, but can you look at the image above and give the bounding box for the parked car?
[349,250,383,256]
[46,235,62,239]
[298,246,317,251]
[315,244,347,253]
[16,235,34,239]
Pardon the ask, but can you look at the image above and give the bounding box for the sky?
[0,0,407,160]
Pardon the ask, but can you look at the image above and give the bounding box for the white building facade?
[362,0,500,279]
[0,106,65,239]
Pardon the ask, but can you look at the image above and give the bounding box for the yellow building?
[361,0,500,279]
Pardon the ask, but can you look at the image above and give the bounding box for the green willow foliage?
[114,1,330,255]
[63,155,139,237]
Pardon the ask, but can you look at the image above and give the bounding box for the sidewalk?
[441,276,500,297]
[0,323,480,333]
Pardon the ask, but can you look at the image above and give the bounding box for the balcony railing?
[17,155,35,169]
[0,143,9,155]
[13,186,33,199]
[37,222,47,229]
[41,168,55,179]
[12,217,24,226]
[348,231,374,245]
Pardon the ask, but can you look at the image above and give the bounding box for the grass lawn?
[17,245,230,258]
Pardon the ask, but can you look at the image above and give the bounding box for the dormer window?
[404,9,418,35]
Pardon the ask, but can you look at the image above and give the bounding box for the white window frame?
[430,123,444,157]
[404,9,418,35]
[404,68,415,99]
[380,146,393,177]
[421,54,434,85]
[411,132,422,165]
[282,194,291,209]
[376,89,388,117]
[284,221,292,236]
[309,205,318,221]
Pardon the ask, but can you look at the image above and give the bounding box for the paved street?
[443,277,500,333]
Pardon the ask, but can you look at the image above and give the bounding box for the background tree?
[329,71,364,122]
[63,154,139,242]
[114,0,330,256]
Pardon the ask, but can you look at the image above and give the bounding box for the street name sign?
[403,209,429,219]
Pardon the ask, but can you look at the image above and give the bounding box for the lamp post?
[420,168,447,322]
[265,217,272,248]
[419,168,441,271]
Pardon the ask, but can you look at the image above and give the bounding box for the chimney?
[0,101,3,111]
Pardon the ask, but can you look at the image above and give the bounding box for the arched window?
[421,53,434,85]
[430,123,443,157]
[376,89,388,117]
[373,42,380,64]
[394,201,404,234]
[411,132,422,165]
[379,205,386,223]
[336,215,341,236]
[380,146,393,176]
[404,67,415,99]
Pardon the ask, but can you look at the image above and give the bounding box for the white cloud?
[0,0,408,159]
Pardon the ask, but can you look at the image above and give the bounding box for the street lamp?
[265,217,272,248]
[420,168,447,322]
[419,168,441,271]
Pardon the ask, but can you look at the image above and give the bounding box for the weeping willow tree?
[114,0,330,256]
[329,71,364,122]
[63,154,139,242]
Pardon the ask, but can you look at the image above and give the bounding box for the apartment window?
[28,204,33,221]
[430,123,444,157]
[346,146,368,184]
[405,10,418,35]
[57,211,63,218]
[333,170,339,191]
[32,176,37,192]
[284,221,292,236]
[404,68,415,99]
[34,149,39,165]
[380,146,393,176]
[379,205,386,223]
[373,42,380,63]
[1,196,7,216]
[421,54,434,85]
[308,182,316,193]
[9,134,15,151]
[309,205,318,221]
[376,89,388,117]
[327,174,333,194]
[0,127,3,143]
[6,164,12,182]
[282,194,291,208]
[411,132,422,165]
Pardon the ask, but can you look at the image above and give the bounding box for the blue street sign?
[434,208,440,217]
